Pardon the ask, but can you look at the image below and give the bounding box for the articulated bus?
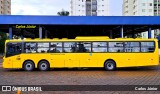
[2,36,159,71]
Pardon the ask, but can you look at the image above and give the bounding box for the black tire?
[38,61,50,71]
[104,60,116,71]
[23,61,35,71]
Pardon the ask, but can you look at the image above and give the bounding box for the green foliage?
[57,9,70,16]
[0,32,8,53]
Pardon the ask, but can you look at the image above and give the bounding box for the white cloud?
[11,0,70,15]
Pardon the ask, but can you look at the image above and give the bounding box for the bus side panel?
[134,41,159,67]
[21,53,66,68]
[76,53,98,67]
[21,54,52,68]
[3,55,22,68]
[95,53,158,68]
[64,53,79,68]
[12,55,22,68]
[50,53,64,68]
[94,53,135,68]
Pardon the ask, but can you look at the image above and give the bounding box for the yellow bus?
[2,36,159,71]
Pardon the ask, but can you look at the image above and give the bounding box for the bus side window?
[50,42,62,53]
[50,47,57,52]
[124,42,140,52]
[71,45,76,52]
[25,43,37,53]
[148,48,154,52]
[77,44,85,52]
[109,42,124,52]
[141,42,155,52]
[64,42,76,53]
[77,42,91,52]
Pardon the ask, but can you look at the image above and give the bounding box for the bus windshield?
[6,42,22,57]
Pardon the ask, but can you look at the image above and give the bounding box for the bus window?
[6,43,22,57]
[141,42,155,52]
[64,42,76,52]
[77,42,91,52]
[37,43,49,53]
[124,42,140,52]
[24,43,36,53]
[50,42,62,53]
[92,42,107,52]
[108,42,124,52]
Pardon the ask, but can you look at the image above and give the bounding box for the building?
[70,0,110,16]
[123,0,154,16]
[122,0,160,38]
[0,0,11,15]
[123,0,160,16]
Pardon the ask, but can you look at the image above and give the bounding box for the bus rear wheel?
[38,60,50,71]
[104,60,116,71]
[23,61,35,71]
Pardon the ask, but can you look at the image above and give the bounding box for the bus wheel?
[38,60,50,71]
[23,61,35,71]
[104,60,116,71]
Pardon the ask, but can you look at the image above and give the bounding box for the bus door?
[6,42,22,68]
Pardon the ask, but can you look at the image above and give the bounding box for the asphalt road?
[0,63,160,94]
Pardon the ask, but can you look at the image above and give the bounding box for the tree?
[57,9,69,16]
[0,32,8,53]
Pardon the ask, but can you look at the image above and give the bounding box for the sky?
[11,0,122,16]
[110,0,122,16]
